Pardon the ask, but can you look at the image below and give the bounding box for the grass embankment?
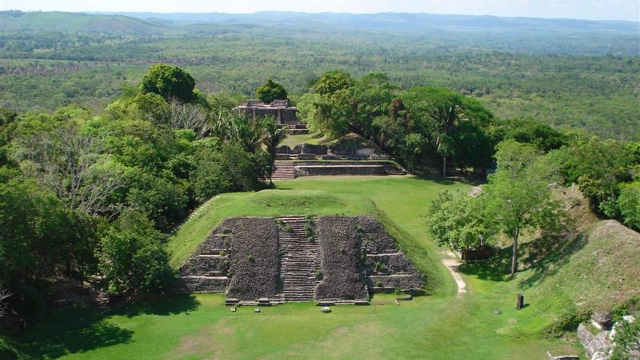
[521,219,640,333]
[167,189,377,268]
[7,176,614,359]
[279,131,327,149]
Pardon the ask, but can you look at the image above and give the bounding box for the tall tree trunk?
[510,228,519,276]
[442,155,447,177]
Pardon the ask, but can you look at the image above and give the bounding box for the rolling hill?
[0,11,167,34]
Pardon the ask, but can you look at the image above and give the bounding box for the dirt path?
[441,251,467,296]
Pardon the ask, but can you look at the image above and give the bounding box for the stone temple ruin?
[178,216,424,305]
[233,100,309,135]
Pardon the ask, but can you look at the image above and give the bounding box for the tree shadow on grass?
[518,232,589,290]
[457,247,512,282]
[15,294,199,359]
[417,174,487,186]
[116,293,200,318]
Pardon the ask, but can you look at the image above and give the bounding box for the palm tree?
[261,117,288,184]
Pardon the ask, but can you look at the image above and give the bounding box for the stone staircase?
[277,216,321,302]
[272,160,296,180]
[287,123,310,135]
[179,247,230,293]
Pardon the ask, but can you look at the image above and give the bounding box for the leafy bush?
[98,210,175,295]
[618,182,640,231]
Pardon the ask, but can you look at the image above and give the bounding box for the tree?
[313,71,354,96]
[12,125,128,216]
[261,117,287,184]
[550,137,633,217]
[618,182,640,231]
[256,79,288,104]
[169,100,211,138]
[403,86,493,176]
[503,119,568,153]
[0,107,18,166]
[141,63,196,103]
[428,191,492,254]
[400,133,428,173]
[0,282,10,318]
[191,143,268,202]
[349,73,397,140]
[484,140,564,276]
[0,171,87,312]
[98,210,174,295]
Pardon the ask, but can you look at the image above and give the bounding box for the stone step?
[199,248,228,255]
[183,275,229,280]
[278,215,320,301]
[366,252,402,257]
[197,254,228,259]
[272,161,296,180]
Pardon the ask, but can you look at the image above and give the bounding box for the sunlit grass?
[11,176,584,359]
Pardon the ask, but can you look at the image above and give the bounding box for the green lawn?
[8,176,582,359]
[280,131,328,149]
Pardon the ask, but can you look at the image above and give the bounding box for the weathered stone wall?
[198,218,238,253]
[578,323,612,360]
[176,218,237,293]
[179,215,425,302]
[358,216,396,253]
[296,164,386,177]
[180,256,230,277]
[293,161,405,177]
[179,276,229,293]
[300,144,328,155]
[226,218,281,300]
[315,217,369,301]
[357,216,425,293]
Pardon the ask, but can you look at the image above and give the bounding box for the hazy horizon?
[2,0,639,22]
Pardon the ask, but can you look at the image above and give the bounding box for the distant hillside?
[2,10,638,55]
[0,11,167,34]
[4,10,637,38]
[109,11,639,35]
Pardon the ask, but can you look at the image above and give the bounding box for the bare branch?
[0,283,12,317]
[12,126,128,216]
[170,100,211,138]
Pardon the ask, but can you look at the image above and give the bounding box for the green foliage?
[428,191,492,252]
[0,107,18,166]
[98,210,174,295]
[313,71,354,96]
[0,169,98,313]
[141,63,196,103]
[501,119,568,153]
[484,140,565,275]
[618,182,640,231]
[261,117,287,183]
[1,17,638,141]
[549,137,635,221]
[192,142,268,202]
[256,79,288,104]
[611,316,640,360]
[399,133,428,173]
[398,86,496,174]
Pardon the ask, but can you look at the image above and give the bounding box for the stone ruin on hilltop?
[177,216,424,305]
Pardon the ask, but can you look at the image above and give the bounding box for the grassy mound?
[522,219,640,334]
[9,177,596,359]
[167,189,378,268]
[458,186,640,336]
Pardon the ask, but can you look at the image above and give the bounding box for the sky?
[1,0,639,22]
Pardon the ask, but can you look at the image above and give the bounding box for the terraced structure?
[178,215,424,305]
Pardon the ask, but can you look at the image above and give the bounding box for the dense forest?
[1,11,639,140]
[0,11,639,336]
